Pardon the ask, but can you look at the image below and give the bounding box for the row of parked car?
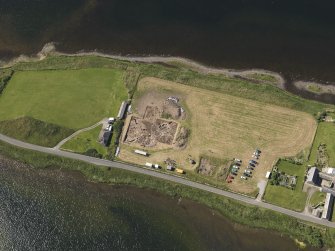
[241,149,261,180]
[226,158,242,183]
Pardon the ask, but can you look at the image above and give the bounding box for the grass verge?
[0,117,74,147]
[61,126,107,156]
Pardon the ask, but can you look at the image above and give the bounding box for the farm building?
[118,101,128,119]
[303,167,321,191]
[321,193,334,220]
[306,167,320,185]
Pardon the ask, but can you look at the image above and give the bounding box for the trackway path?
[0,133,334,228]
[53,119,106,150]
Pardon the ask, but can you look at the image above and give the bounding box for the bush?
[83,148,102,158]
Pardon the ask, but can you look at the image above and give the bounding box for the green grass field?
[0,68,127,130]
[309,191,326,207]
[308,122,335,167]
[264,160,307,211]
[61,126,108,156]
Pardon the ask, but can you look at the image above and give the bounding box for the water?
[0,158,320,250]
[1,1,335,101]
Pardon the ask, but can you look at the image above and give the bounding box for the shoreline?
[294,81,335,95]
[0,43,285,87]
[1,42,335,100]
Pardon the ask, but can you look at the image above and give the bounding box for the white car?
[241,175,247,180]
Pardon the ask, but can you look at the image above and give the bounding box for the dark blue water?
[0,0,335,85]
[0,158,320,250]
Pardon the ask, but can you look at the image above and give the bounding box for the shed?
[102,131,112,146]
[117,101,128,119]
[134,149,148,156]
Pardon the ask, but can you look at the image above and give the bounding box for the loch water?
[0,160,321,251]
[0,0,335,103]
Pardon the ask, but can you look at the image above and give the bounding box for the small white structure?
[108,117,115,124]
[167,96,179,103]
[321,193,334,220]
[115,146,120,157]
[127,105,132,113]
[265,171,271,179]
[325,167,335,176]
[145,162,153,168]
[134,149,148,156]
[154,164,160,169]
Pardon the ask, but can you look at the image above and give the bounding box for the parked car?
[252,154,259,159]
[250,160,258,165]
[234,158,242,163]
[244,169,252,174]
[241,175,247,180]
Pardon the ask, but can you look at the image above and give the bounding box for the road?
[0,133,334,228]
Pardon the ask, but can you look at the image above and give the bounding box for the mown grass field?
[308,122,335,167]
[263,160,307,211]
[0,68,127,129]
[61,126,108,156]
[119,77,317,194]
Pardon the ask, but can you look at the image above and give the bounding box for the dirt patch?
[135,91,186,120]
[124,116,178,147]
[174,127,189,149]
[198,158,215,176]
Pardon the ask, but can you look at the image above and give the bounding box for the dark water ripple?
[0,158,321,251]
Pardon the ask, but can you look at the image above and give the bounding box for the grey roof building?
[117,101,128,119]
[322,193,334,220]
